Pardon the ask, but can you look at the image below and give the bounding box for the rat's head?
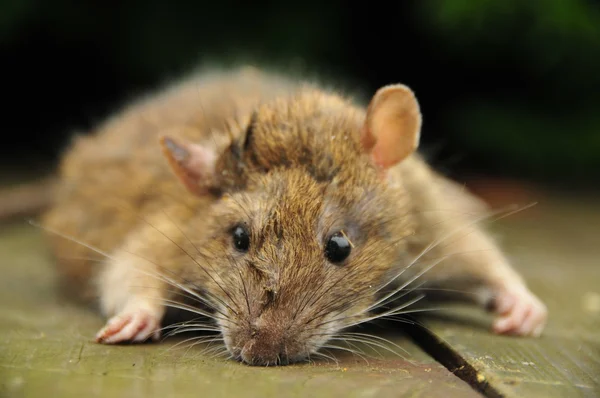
[159,82,422,365]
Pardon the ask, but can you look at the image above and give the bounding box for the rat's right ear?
[360,84,422,171]
[159,135,218,196]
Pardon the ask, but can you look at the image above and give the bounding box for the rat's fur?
[39,66,547,365]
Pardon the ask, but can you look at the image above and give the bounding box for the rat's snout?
[240,326,287,366]
[233,311,306,366]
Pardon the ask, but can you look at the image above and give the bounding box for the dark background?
[3,0,600,190]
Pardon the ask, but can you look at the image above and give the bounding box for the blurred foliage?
[1,0,599,186]
[415,0,600,181]
[419,0,600,178]
[0,0,348,80]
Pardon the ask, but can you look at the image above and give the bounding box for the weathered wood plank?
[0,221,480,398]
[411,194,600,397]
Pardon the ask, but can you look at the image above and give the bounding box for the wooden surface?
[1,189,599,397]
[0,221,477,398]
[408,194,600,397]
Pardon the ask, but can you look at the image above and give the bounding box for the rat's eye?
[325,232,352,264]
[232,225,250,252]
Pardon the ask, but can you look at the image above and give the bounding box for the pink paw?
[491,286,548,337]
[95,308,161,344]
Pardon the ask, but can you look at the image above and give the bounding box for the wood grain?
[2,188,598,397]
[0,221,479,398]
[409,194,600,397]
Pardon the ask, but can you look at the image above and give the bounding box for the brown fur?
[39,66,546,366]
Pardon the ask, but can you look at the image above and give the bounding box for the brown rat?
[35,65,546,365]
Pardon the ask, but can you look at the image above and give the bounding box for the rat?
[31,65,546,366]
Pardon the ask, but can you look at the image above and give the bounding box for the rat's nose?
[239,328,288,366]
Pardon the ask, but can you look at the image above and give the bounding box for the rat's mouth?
[233,335,310,366]
[223,327,317,366]
[219,307,344,366]
[238,338,293,366]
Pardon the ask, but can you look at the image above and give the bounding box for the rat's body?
[39,66,546,365]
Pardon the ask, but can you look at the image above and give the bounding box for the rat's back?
[41,66,298,299]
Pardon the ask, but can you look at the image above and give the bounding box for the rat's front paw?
[491,285,547,337]
[95,306,162,344]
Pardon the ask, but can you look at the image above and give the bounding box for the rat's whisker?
[302,246,432,323]
[376,203,535,297]
[158,206,245,315]
[311,281,424,331]
[126,266,231,320]
[400,286,496,298]
[370,246,509,316]
[166,326,222,336]
[337,332,411,359]
[155,318,215,335]
[329,338,383,359]
[162,334,222,351]
[207,347,231,360]
[156,298,219,322]
[297,265,365,325]
[311,350,339,366]
[340,295,426,330]
[321,344,370,365]
[367,257,448,313]
[117,205,241,316]
[338,249,503,319]
[28,219,114,260]
[29,217,232,320]
[327,337,386,359]
[232,256,253,326]
[56,255,106,262]
[128,283,217,313]
[133,262,236,322]
[377,306,449,319]
[200,342,229,358]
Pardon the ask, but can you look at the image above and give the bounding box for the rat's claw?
[491,286,547,337]
[96,308,161,344]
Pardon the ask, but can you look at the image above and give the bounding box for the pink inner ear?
[364,85,421,170]
[160,136,216,195]
[371,127,403,169]
[178,139,215,180]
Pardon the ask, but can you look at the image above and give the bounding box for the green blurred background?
[2,0,599,190]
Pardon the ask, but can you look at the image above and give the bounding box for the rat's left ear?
[360,84,421,170]
[159,135,218,196]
